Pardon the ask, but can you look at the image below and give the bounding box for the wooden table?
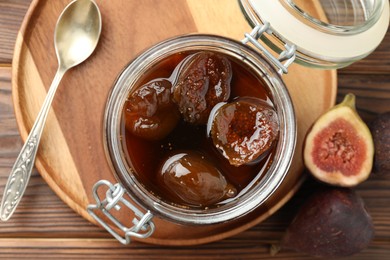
[0,1,389,259]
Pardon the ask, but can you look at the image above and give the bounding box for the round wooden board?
[12,0,336,245]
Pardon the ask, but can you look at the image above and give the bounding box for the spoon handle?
[0,68,66,221]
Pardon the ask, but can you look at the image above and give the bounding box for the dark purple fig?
[370,111,390,175]
[280,188,374,258]
[172,51,232,125]
[124,79,180,140]
[304,93,374,186]
[209,97,279,167]
[158,151,236,206]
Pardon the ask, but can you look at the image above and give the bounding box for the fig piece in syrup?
[158,151,237,206]
[173,51,232,125]
[124,79,180,140]
[209,97,279,167]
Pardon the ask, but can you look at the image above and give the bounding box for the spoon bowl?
[0,0,102,221]
[55,0,101,69]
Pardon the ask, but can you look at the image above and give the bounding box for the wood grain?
[0,0,389,259]
[0,238,390,260]
[0,0,31,64]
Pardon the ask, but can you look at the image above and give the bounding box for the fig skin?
[281,188,374,258]
[124,79,180,140]
[158,151,237,206]
[304,93,374,187]
[369,111,390,175]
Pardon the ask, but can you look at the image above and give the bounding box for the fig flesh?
[280,188,374,258]
[370,111,390,175]
[172,51,232,125]
[304,93,374,187]
[209,97,279,167]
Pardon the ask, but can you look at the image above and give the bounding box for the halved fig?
[209,97,279,167]
[124,79,180,140]
[304,93,374,187]
[158,151,237,206]
[279,188,374,258]
[172,51,232,125]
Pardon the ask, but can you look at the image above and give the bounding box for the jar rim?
[104,34,296,225]
[282,0,385,35]
[239,0,389,69]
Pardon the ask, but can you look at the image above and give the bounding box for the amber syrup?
[121,51,276,207]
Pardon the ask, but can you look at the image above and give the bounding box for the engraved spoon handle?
[0,67,66,221]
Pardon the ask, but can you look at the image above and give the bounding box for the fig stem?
[340,93,356,110]
[270,243,282,256]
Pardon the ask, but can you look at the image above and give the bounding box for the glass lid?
[239,0,390,69]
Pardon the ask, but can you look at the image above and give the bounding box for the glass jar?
[104,34,295,224]
[87,0,389,245]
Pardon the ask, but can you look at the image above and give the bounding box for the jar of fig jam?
[87,0,389,245]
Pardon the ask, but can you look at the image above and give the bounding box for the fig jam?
[121,51,277,208]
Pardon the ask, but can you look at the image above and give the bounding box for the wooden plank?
[0,238,388,259]
[0,0,389,258]
[0,0,32,64]
[337,74,390,122]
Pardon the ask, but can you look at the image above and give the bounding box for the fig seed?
[209,97,279,167]
[304,93,374,186]
[172,51,232,125]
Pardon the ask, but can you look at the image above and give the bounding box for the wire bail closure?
[242,23,296,74]
[87,180,155,245]
[87,23,296,245]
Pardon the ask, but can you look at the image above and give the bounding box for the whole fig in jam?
[173,51,232,125]
[280,188,374,258]
[158,151,237,206]
[209,97,279,167]
[124,79,180,140]
[304,93,374,187]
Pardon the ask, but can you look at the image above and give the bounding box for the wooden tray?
[12,0,336,245]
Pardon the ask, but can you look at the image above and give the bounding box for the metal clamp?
[87,180,155,245]
[242,22,296,74]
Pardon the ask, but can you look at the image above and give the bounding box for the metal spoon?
[0,0,102,221]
